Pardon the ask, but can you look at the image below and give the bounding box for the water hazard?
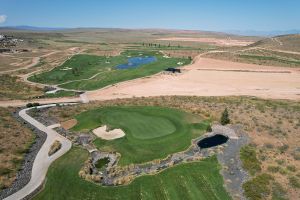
[116,56,157,69]
[197,134,229,149]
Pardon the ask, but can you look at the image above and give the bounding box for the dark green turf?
[34,147,231,200]
[72,106,209,165]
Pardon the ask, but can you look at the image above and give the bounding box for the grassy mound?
[73,106,209,165]
[29,50,190,91]
[34,147,231,200]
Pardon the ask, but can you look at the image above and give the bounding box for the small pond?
[197,134,229,149]
[116,56,157,69]
[95,157,110,170]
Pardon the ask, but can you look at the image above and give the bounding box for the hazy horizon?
[1,0,300,33]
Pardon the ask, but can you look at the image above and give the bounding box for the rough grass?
[28,50,190,90]
[0,107,35,190]
[95,157,109,171]
[240,145,261,176]
[73,106,208,165]
[0,74,43,100]
[243,173,274,200]
[34,147,231,200]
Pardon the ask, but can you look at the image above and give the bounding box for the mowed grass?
[72,106,209,165]
[34,147,231,200]
[29,50,190,90]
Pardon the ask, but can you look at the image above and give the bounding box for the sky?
[0,0,300,31]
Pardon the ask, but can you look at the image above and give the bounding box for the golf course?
[29,50,190,91]
[72,106,209,165]
[34,147,231,200]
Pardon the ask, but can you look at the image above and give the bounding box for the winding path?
[4,104,72,200]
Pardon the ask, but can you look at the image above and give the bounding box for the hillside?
[250,34,300,52]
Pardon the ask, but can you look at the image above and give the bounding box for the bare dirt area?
[86,57,300,101]
[92,125,125,140]
[61,119,77,130]
[157,37,254,46]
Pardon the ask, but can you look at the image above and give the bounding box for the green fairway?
[29,50,190,91]
[72,106,209,165]
[34,147,231,200]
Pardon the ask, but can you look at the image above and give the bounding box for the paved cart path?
[4,104,72,200]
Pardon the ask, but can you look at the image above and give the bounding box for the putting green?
[34,147,232,200]
[73,106,209,165]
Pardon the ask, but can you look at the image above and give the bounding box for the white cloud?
[0,15,7,23]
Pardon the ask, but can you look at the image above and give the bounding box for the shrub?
[286,165,296,172]
[220,108,230,125]
[26,102,40,108]
[26,103,33,108]
[271,182,287,200]
[206,124,212,132]
[278,144,289,153]
[240,145,261,176]
[267,165,280,173]
[289,176,300,188]
[243,173,273,200]
[48,140,62,156]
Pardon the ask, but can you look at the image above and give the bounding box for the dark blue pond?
[197,134,229,149]
[116,56,157,69]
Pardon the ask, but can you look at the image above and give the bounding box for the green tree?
[220,108,230,125]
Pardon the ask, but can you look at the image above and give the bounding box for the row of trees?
[142,42,181,48]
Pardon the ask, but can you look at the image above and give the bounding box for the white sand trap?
[92,125,125,140]
[60,67,72,71]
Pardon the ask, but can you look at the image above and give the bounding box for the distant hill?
[0,25,67,31]
[250,34,300,52]
[224,30,300,36]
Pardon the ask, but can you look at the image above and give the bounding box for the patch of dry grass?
[0,107,34,190]
[0,74,43,100]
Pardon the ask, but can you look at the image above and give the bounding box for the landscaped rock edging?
[0,108,47,200]
[77,124,247,187]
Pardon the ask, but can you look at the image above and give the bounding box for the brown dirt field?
[86,57,300,101]
[157,37,254,46]
[61,119,77,130]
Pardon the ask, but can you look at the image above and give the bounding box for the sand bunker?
[157,37,254,46]
[60,67,72,71]
[92,125,125,140]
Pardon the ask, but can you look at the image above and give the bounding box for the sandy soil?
[61,119,77,130]
[157,37,254,46]
[1,55,300,107]
[85,57,300,101]
[92,125,125,140]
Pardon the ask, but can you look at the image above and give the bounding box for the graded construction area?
[34,147,231,200]
[72,106,209,165]
[28,50,190,91]
[86,56,300,101]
